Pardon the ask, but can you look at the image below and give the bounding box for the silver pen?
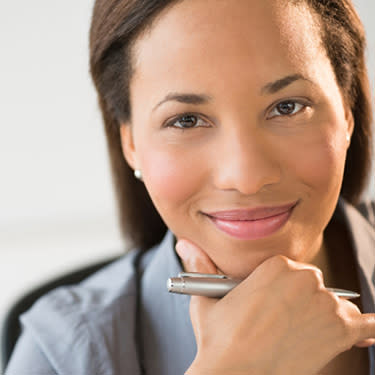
[167,272,360,299]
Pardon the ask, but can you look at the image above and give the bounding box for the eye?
[165,113,209,130]
[268,100,307,119]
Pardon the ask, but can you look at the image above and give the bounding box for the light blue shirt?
[5,198,375,374]
[6,230,196,375]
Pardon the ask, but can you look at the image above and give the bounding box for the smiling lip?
[204,201,298,240]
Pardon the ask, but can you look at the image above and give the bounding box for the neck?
[308,235,335,288]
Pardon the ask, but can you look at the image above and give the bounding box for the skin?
[119,0,375,373]
[121,0,353,279]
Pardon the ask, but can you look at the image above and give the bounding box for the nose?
[213,127,282,195]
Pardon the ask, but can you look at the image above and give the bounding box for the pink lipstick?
[205,201,298,240]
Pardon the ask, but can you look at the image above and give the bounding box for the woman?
[5,0,375,374]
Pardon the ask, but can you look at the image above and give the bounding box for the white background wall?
[0,0,374,368]
[0,2,125,368]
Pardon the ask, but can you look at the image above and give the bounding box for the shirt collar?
[141,230,196,374]
[336,198,375,312]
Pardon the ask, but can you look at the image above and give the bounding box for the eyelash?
[164,99,310,130]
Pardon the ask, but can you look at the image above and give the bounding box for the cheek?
[283,126,347,192]
[140,148,203,212]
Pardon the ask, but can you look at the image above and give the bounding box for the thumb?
[175,239,219,343]
[175,238,218,274]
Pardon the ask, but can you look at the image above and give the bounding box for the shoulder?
[337,197,375,230]
[356,199,375,227]
[27,248,142,320]
[14,245,159,373]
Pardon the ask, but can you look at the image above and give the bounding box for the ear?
[119,123,137,170]
[344,105,354,140]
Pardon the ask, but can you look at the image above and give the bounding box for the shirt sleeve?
[4,330,57,375]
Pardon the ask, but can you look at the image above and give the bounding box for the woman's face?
[120,0,353,278]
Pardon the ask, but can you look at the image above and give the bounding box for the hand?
[176,239,375,375]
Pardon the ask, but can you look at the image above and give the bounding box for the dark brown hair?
[89,0,373,251]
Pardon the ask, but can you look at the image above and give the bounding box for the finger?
[356,313,375,343]
[355,338,375,348]
[332,300,375,348]
[175,239,219,338]
[188,292,218,344]
[253,255,324,281]
[175,238,218,274]
[282,257,325,282]
[245,255,325,294]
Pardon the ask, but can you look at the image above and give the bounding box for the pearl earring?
[346,134,351,142]
[134,169,143,180]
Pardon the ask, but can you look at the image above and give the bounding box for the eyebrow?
[152,74,311,112]
[260,74,312,95]
[152,93,212,112]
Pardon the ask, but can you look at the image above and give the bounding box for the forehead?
[130,0,326,103]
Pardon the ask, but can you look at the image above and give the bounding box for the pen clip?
[178,272,228,279]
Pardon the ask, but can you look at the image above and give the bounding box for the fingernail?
[176,241,195,272]
[175,240,189,261]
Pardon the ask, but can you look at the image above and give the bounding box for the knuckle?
[316,289,339,310]
[313,267,324,281]
[281,269,323,300]
[316,292,357,349]
[265,255,292,271]
[335,315,355,348]
[334,310,351,331]
[296,268,323,289]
